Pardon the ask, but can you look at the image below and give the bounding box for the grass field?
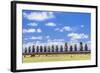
[23,54,91,63]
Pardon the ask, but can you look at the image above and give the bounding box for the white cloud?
[23,12,55,21]
[81,25,84,28]
[23,36,42,41]
[45,22,56,26]
[47,39,65,47]
[31,36,42,40]
[68,32,88,40]
[55,28,60,31]
[53,39,64,42]
[27,22,38,26]
[63,26,72,31]
[47,39,64,42]
[55,26,72,32]
[23,28,42,33]
[46,35,50,39]
[23,29,36,33]
[60,29,63,32]
[37,29,42,33]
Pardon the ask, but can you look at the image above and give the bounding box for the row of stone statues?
[23,42,90,54]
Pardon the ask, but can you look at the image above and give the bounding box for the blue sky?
[22,10,91,44]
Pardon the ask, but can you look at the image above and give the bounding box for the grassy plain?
[23,53,91,63]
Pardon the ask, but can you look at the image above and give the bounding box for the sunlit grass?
[23,54,91,63]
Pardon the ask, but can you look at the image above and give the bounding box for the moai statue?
[44,46,47,52]
[36,46,39,53]
[28,46,31,54]
[60,45,63,52]
[24,47,27,57]
[80,42,83,51]
[70,45,73,51]
[48,46,50,52]
[56,45,59,53]
[32,45,35,53]
[85,43,88,51]
[65,42,68,52]
[40,45,43,53]
[31,45,35,57]
[52,45,55,52]
[24,47,27,54]
[74,44,77,51]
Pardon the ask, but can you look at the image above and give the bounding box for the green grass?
[23,54,91,63]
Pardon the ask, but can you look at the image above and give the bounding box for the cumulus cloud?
[23,12,55,21]
[81,25,84,28]
[55,26,72,32]
[46,35,50,39]
[53,39,64,42]
[31,36,42,40]
[59,29,63,32]
[23,28,42,33]
[67,32,88,40]
[37,28,42,33]
[23,36,42,41]
[45,22,56,26]
[47,39,64,42]
[63,26,72,31]
[23,29,36,33]
[55,28,60,31]
[27,22,38,26]
[47,39,65,47]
